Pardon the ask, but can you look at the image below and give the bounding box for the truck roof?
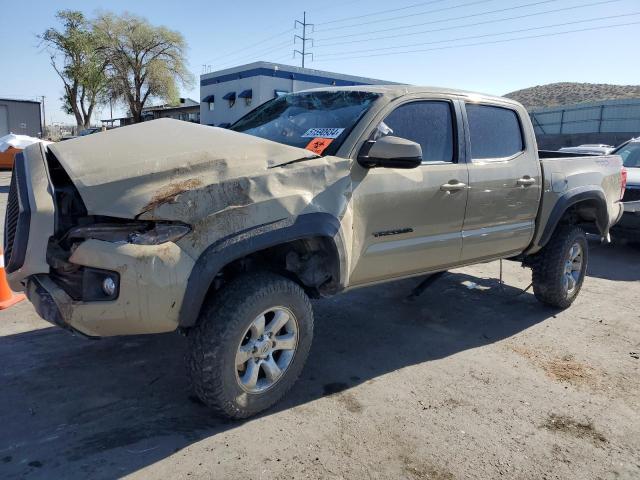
[298,84,523,107]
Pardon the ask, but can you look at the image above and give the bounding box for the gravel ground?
[0,170,638,479]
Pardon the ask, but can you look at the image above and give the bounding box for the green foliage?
[41,10,193,126]
[93,12,194,123]
[60,91,74,115]
[40,10,108,128]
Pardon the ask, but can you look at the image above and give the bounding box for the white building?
[200,61,395,127]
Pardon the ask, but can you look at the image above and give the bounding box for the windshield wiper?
[268,154,321,168]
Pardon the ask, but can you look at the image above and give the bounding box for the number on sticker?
[301,128,345,139]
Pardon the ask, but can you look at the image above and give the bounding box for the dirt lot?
[0,170,638,479]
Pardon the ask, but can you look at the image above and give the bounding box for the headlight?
[65,221,191,245]
[128,224,191,245]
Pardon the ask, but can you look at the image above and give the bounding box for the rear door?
[349,97,469,285]
[460,102,541,261]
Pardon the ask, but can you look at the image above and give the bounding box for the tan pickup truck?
[4,86,625,418]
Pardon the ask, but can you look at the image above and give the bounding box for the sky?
[1,0,638,124]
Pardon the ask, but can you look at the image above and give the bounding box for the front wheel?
[187,271,314,419]
[531,225,588,309]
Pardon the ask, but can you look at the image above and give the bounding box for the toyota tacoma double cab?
[4,86,625,418]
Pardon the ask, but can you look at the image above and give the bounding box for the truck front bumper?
[26,239,195,337]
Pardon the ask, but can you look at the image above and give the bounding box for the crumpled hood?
[47,119,318,218]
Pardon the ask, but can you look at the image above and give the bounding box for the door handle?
[440,181,467,192]
[517,177,536,186]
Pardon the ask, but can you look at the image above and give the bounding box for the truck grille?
[4,170,19,262]
[3,153,31,273]
[623,187,640,203]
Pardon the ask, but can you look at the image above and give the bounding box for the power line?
[213,39,293,70]
[270,53,295,63]
[314,0,498,33]
[306,0,368,14]
[201,27,294,65]
[312,20,640,62]
[314,0,562,41]
[316,11,639,58]
[315,0,448,26]
[313,0,620,48]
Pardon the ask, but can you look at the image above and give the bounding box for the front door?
[350,99,469,285]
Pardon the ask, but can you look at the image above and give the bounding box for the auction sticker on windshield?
[302,128,345,139]
[305,137,334,155]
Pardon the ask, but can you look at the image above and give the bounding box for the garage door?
[0,105,8,136]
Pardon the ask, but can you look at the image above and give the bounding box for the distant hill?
[504,82,640,110]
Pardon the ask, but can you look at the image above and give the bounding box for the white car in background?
[612,137,640,242]
[558,144,615,155]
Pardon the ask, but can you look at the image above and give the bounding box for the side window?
[466,104,524,160]
[378,101,455,163]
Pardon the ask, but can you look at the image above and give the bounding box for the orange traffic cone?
[0,247,25,309]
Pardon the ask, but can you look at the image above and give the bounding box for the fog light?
[102,277,116,296]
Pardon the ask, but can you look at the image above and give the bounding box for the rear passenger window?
[378,101,455,163]
[466,104,524,160]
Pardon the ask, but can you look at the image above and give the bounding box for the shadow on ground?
[587,239,640,282]
[0,266,559,479]
[6,234,635,479]
[1,243,635,478]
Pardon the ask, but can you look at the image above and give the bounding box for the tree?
[93,13,194,123]
[40,10,108,129]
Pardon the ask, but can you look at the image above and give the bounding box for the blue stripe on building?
[201,67,373,87]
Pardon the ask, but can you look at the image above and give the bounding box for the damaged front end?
[6,143,195,337]
[6,118,351,336]
[45,149,192,304]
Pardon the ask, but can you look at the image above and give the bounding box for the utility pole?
[294,12,313,68]
[41,95,46,138]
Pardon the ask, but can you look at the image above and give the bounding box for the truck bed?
[527,152,624,253]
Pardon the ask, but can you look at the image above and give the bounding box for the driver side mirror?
[358,136,422,169]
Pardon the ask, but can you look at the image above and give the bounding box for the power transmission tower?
[294,12,313,68]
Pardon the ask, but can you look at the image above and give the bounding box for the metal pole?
[598,104,604,134]
[41,95,46,138]
[294,12,313,68]
[302,12,306,68]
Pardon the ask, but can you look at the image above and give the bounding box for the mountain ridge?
[504,82,640,110]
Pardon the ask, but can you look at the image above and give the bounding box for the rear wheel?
[187,271,313,419]
[531,225,588,309]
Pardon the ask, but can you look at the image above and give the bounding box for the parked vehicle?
[558,144,614,155]
[611,137,640,242]
[0,134,45,169]
[5,86,625,419]
[61,126,112,141]
[78,127,102,136]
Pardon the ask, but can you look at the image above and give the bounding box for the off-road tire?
[187,271,313,419]
[532,225,588,309]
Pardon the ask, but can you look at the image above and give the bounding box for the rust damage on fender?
[139,178,204,215]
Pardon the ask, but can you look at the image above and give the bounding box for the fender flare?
[538,187,609,248]
[178,212,347,328]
